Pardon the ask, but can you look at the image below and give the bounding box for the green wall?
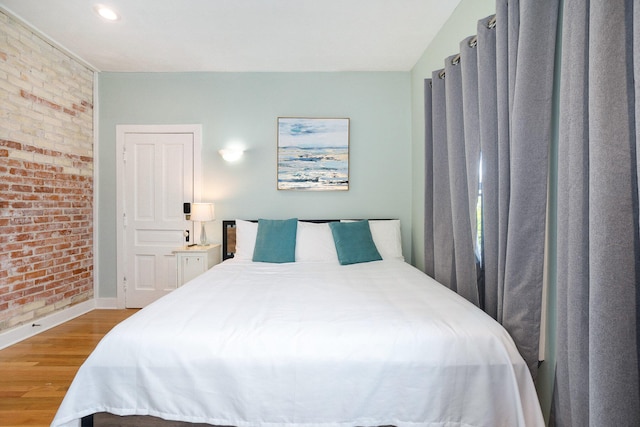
[97,72,412,298]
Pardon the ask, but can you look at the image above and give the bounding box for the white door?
[116,125,202,308]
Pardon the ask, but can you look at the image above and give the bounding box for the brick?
[1,11,94,333]
[0,139,22,149]
[10,184,32,192]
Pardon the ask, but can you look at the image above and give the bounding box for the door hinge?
[122,145,127,163]
[123,276,127,292]
[123,212,127,228]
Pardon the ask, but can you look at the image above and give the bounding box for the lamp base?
[200,222,207,246]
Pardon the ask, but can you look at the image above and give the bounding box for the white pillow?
[341,219,404,261]
[234,219,403,261]
[295,221,339,263]
[369,220,404,261]
[234,219,258,260]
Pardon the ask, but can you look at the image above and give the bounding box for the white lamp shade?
[190,203,214,222]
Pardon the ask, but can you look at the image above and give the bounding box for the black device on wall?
[183,203,193,245]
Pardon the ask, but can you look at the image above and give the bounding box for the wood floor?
[0,309,138,427]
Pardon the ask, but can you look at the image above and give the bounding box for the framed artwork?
[277,117,350,191]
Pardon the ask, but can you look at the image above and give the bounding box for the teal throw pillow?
[252,218,298,263]
[329,220,382,265]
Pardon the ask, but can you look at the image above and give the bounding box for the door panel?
[134,255,156,290]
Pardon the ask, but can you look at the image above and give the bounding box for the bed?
[52,219,544,427]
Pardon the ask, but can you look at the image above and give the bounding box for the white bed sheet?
[52,260,544,427]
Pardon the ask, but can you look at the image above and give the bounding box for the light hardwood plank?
[0,309,138,427]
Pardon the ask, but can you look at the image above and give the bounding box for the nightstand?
[172,244,221,286]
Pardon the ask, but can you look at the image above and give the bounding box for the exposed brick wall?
[0,11,94,332]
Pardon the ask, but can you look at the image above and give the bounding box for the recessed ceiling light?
[94,4,120,21]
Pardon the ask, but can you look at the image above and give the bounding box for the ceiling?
[0,0,461,72]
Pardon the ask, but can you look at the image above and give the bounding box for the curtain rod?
[435,14,496,81]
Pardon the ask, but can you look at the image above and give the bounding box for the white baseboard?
[95,297,118,309]
[0,299,96,350]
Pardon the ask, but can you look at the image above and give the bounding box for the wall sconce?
[219,148,244,162]
[190,203,214,245]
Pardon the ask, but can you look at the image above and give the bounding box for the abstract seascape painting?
[277,117,349,191]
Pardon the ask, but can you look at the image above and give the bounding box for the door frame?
[115,124,202,309]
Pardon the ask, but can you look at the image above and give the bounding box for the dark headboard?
[222,220,239,260]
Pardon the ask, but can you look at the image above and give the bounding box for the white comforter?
[52,260,544,427]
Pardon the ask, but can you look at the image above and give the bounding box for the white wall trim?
[95,298,118,309]
[0,300,96,350]
[93,72,100,305]
[115,124,203,309]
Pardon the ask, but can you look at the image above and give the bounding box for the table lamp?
[190,203,214,245]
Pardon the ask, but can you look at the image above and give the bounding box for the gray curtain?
[460,35,482,299]
[424,81,435,278]
[430,70,456,289]
[498,0,558,378]
[424,0,558,377]
[553,0,640,425]
[477,15,499,319]
[445,50,480,305]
